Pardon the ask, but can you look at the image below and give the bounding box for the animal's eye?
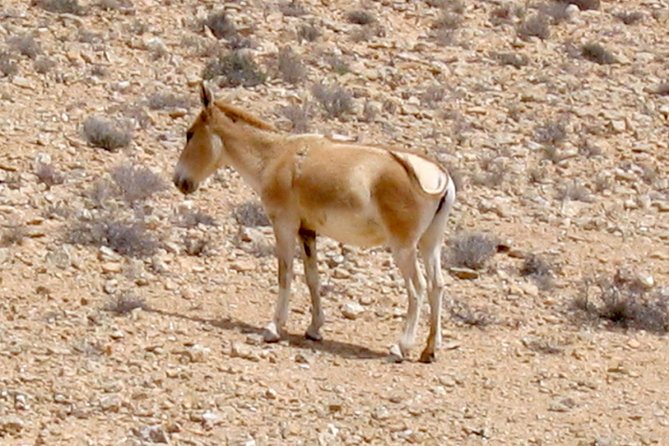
[186,131,194,142]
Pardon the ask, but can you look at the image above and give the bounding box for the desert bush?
[447,232,498,270]
[111,164,166,204]
[489,5,514,25]
[233,201,270,227]
[615,11,644,25]
[421,84,446,108]
[517,14,550,40]
[0,51,19,77]
[362,101,377,122]
[205,10,237,40]
[557,0,599,10]
[202,52,266,87]
[175,209,217,228]
[326,55,350,75]
[556,180,593,202]
[346,10,375,25]
[494,52,529,69]
[297,23,320,42]
[67,217,158,258]
[281,103,311,133]
[277,46,306,85]
[433,11,462,30]
[147,92,191,110]
[83,116,133,151]
[279,0,308,17]
[97,0,134,13]
[35,163,64,188]
[105,292,147,315]
[581,42,617,65]
[535,119,567,146]
[1,226,26,247]
[311,82,353,119]
[539,1,570,24]
[572,270,668,334]
[6,34,41,59]
[34,56,56,74]
[450,299,494,328]
[32,0,85,15]
[183,235,212,257]
[520,254,554,290]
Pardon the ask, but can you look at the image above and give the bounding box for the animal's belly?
[307,211,386,248]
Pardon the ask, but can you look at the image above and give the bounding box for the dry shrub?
[6,34,41,59]
[281,103,311,133]
[83,116,133,151]
[97,0,134,14]
[346,10,375,25]
[111,164,166,204]
[32,0,85,15]
[34,56,56,74]
[581,42,617,65]
[421,84,446,108]
[35,163,64,188]
[205,10,237,39]
[105,292,147,315]
[277,46,306,85]
[233,201,270,227]
[520,254,555,290]
[279,1,308,17]
[517,14,550,40]
[450,299,494,328]
[494,52,529,69]
[67,216,158,258]
[1,226,26,247]
[447,232,498,270]
[615,11,644,25]
[572,270,668,334]
[297,23,320,42]
[535,119,567,146]
[147,92,191,110]
[202,51,266,87]
[556,180,593,202]
[175,209,217,229]
[539,1,570,24]
[311,82,353,119]
[0,51,19,77]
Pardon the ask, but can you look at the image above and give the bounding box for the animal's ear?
[200,81,214,109]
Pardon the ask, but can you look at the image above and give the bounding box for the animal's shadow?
[147,308,388,360]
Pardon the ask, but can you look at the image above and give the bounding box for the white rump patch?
[394,152,447,195]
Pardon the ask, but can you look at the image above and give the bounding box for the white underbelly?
[310,210,386,248]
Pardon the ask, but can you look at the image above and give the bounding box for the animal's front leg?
[299,228,324,341]
[264,223,297,343]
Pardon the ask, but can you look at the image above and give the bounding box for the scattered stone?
[134,424,169,444]
[0,415,23,435]
[99,395,121,413]
[230,342,260,362]
[449,267,480,280]
[341,301,364,320]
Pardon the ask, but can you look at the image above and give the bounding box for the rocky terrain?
[1,0,669,444]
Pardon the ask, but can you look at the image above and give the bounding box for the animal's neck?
[212,120,280,194]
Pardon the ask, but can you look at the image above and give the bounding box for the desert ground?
[1,0,669,444]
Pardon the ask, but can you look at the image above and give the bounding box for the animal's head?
[173,83,226,195]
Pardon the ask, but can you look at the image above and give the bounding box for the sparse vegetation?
[205,10,237,40]
[471,157,506,188]
[421,84,446,108]
[147,92,191,110]
[33,56,56,74]
[450,299,494,328]
[0,51,19,77]
[277,46,307,85]
[111,164,166,204]
[346,10,375,25]
[175,209,217,229]
[1,226,26,247]
[447,232,498,270]
[572,270,668,334]
[32,0,85,15]
[279,0,308,17]
[520,254,555,290]
[202,51,266,87]
[6,34,41,59]
[517,14,550,40]
[233,201,271,227]
[494,52,529,69]
[183,235,213,257]
[67,217,158,258]
[35,163,64,188]
[97,0,134,14]
[327,55,350,75]
[105,292,147,315]
[535,119,567,146]
[615,11,644,25]
[539,1,570,24]
[581,42,617,65]
[311,82,353,119]
[281,103,311,133]
[83,116,133,151]
[297,23,320,42]
[557,180,593,202]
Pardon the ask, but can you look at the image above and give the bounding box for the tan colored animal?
[173,84,456,362]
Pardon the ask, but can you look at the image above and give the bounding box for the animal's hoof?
[419,349,436,364]
[263,328,281,343]
[388,344,404,363]
[305,330,322,342]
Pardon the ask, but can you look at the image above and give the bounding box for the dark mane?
[214,101,277,132]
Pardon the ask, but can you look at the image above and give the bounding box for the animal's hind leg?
[389,246,425,362]
[264,221,297,343]
[418,242,444,363]
[299,228,324,341]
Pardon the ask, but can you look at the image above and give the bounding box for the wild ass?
[173,84,456,362]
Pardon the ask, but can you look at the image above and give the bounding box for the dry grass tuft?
[581,42,617,65]
[277,46,307,85]
[0,51,19,77]
[202,52,266,87]
[111,164,166,204]
[32,0,85,15]
[517,14,550,40]
[35,163,64,188]
[83,116,133,151]
[233,201,271,227]
[520,254,555,290]
[205,10,237,40]
[281,103,312,133]
[346,10,375,25]
[6,34,41,59]
[311,82,353,119]
[297,23,320,42]
[279,1,308,17]
[447,232,498,270]
[105,293,147,315]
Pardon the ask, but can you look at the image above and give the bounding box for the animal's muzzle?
[173,173,196,195]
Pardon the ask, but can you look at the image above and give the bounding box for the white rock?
[341,301,364,320]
